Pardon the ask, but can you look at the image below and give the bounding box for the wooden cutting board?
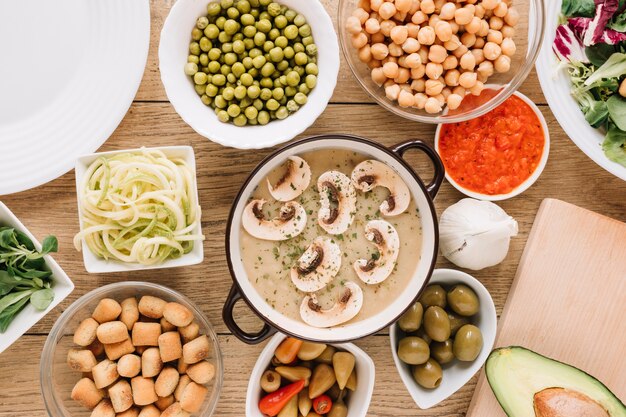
[467,198,626,417]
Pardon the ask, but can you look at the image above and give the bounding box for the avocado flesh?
[485,347,626,417]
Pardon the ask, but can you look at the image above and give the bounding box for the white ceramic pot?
[223,134,445,343]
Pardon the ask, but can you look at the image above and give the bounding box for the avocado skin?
[485,346,626,417]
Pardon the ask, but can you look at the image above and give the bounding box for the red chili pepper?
[259,379,305,416]
[313,394,333,415]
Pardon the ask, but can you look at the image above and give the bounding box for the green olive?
[412,358,443,389]
[430,339,455,364]
[447,311,470,336]
[423,306,451,342]
[397,337,430,365]
[419,285,447,309]
[453,324,483,361]
[447,285,480,317]
[397,302,423,332]
[414,327,432,344]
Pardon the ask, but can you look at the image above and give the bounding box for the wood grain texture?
[0,0,625,416]
[467,199,626,417]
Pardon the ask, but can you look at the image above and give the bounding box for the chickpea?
[383,78,396,88]
[389,42,404,56]
[365,18,381,34]
[444,69,460,86]
[370,0,384,11]
[346,16,362,35]
[477,60,494,78]
[425,62,444,79]
[440,2,457,20]
[412,11,428,24]
[421,0,436,14]
[411,92,426,109]
[459,51,476,70]
[383,61,400,78]
[411,64,426,78]
[474,37,485,48]
[424,97,443,113]
[391,26,409,44]
[494,54,511,72]
[394,11,408,21]
[379,2,397,19]
[461,32,476,47]
[358,45,372,62]
[352,8,370,24]
[428,45,448,64]
[450,21,460,34]
[454,7,473,25]
[459,71,477,88]
[406,23,420,38]
[470,80,485,96]
[368,59,383,68]
[501,37,516,56]
[619,79,626,97]
[418,26,436,45]
[404,52,422,68]
[380,20,397,36]
[441,86,452,99]
[371,67,387,85]
[501,25,515,38]
[429,15,442,28]
[447,93,463,110]
[372,32,385,43]
[382,56,398,64]
[411,78,426,92]
[425,79,445,96]
[452,85,466,96]
[358,0,371,12]
[385,83,401,100]
[487,29,503,44]
[475,4,486,18]
[477,72,489,83]
[472,48,485,64]
[398,89,416,107]
[403,38,421,53]
[409,0,421,14]
[489,16,504,30]
[396,0,413,13]
[444,35,461,51]
[465,16,482,34]
[351,32,368,49]
[371,43,389,60]
[482,0,500,10]
[435,21,453,42]
[494,2,508,17]
[442,54,458,70]
[504,7,519,26]
[483,41,502,60]
[395,67,411,83]
[418,46,429,62]
[434,0,446,11]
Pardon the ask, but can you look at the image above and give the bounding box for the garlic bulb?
[439,198,518,270]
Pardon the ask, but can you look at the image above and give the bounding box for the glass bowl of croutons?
[40,281,223,417]
[338,0,544,123]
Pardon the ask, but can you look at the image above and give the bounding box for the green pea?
[298,84,310,95]
[253,98,264,110]
[222,86,234,100]
[306,44,317,56]
[277,60,289,71]
[244,85,259,99]
[198,53,208,66]
[274,36,287,48]
[285,85,297,96]
[284,24,298,40]
[237,0,251,13]
[189,41,201,55]
[294,42,305,53]
[268,28,280,40]
[227,104,241,117]
[214,95,227,108]
[201,94,212,106]
[208,48,221,61]
[232,85,246,100]
[216,16,226,29]
[293,14,306,27]
[208,60,221,73]
[298,24,311,37]
[220,64,231,75]
[242,56,254,69]
[294,92,308,105]
[184,62,199,76]
[231,62,245,78]
[305,74,317,89]
[256,18,272,33]
[286,71,300,87]
[293,65,305,77]
[249,0,260,7]
[283,46,295,59]
[276,106,289,119]
[267,2,281,16]
[261,41,272,53]
[279,96,287,105]
[227,7,240,19]
[243,38,255,49]
[220,0,233,8]
[233,32,244,42]
[213,73,226,86]
[266,98,280,110]
[204,24,220,39]
[224,19,239,35]
[240,73,254,86]
[253,32,266,47]
[227,73,236,83]
[240,13,255,26]
[217,109,230,123]
[248,48,261,58]
[252,55,266,69]
[192,27,203,41]
[207,2,222,16]
[260,88,272,100]
[260,77,273,88]
[248,67,259,78]
[306,62,319,75]
[217,32,229,43]
[258,62,273,77]
[285,9,296,22]
[194,83,206,95]
[233,114,247,126]
[197,16,209,30]
[222,52,236,65]
[194,72,208,85]
[294,52,308,66]
[243,25,257,38]
[188,54,200,64]
[286,100,299,112]
[259,11,270,20]
[258,110,270,125]
[206,84,219,97]
[268,47,283,63]
[244,106,258,119]
[248,117,258,125]
[259,0,271,6]
[250,7,260,18]
[272,87,285,100]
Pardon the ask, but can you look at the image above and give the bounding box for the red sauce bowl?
[434,91,550,201]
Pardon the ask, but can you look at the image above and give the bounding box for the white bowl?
[435,91,550,201]
[390,269,497,409]
[74,146,204,273]
[159,0,340,149]
[246,333,375,417]
[536,0,626,181]
[0,202,74,354]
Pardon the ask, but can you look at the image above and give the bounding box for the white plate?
[74,146,204,273]
[0,0,151,195]
[0,202,74,354]
[536,0,626,181]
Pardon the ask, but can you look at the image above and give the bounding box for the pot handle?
[222,284,277,344]
[392,140,445,199]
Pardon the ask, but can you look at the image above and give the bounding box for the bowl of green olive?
[389,268,497,409]
[159,0,339,149]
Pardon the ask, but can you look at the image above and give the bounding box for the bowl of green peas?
[160,0,340,149]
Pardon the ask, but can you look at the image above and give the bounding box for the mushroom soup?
[240,149,423,327]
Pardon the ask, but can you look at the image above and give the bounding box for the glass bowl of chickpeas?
[338,0,544,122]
[40,282,223,417]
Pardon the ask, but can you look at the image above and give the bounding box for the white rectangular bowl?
[74,146,204,273]
[0,202,74,354]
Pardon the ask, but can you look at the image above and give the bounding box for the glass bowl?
[40,282,223,417]
[337,0,545,123]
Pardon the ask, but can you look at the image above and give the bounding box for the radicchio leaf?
[569,16,626,45]
[554,23,589,62]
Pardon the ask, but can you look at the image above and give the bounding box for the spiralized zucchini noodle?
[74,148,205,265]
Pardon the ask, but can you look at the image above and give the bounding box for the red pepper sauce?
[438,94,545,196]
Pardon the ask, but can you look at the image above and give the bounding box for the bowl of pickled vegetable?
[389,268,497,409]
[159,0,340,149]
[246,334,375,417]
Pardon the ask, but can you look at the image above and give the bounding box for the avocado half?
[485,347,625,417]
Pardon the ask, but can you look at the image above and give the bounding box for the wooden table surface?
[1,1,625,416]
